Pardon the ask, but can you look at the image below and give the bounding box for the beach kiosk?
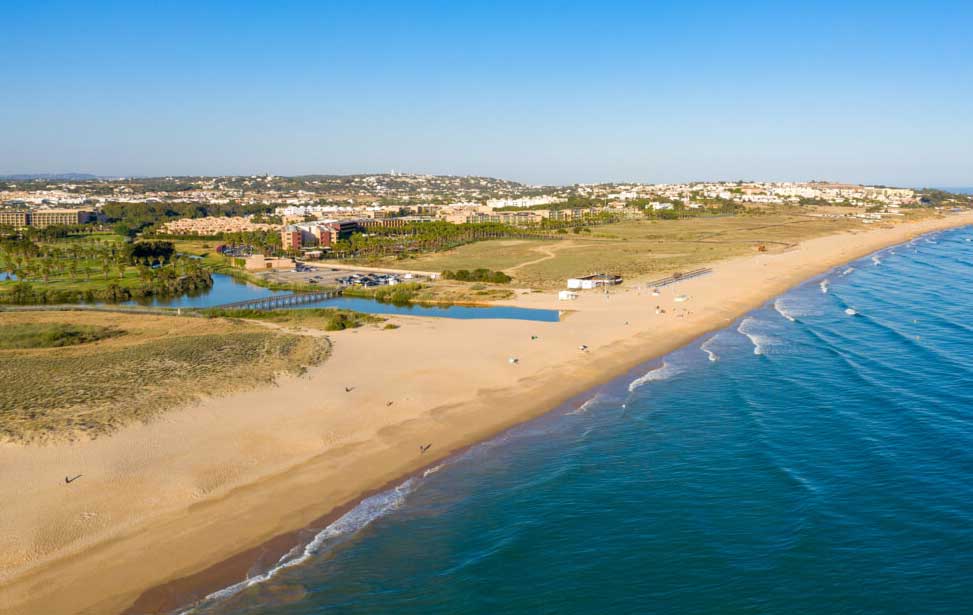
[566,273,623,290]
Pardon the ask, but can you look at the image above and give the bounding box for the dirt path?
[504,243,576,274]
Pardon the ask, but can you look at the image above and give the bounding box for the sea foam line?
[773,298,796,322]
[568,393,609,415]
[628,362,681,392]
[700,336,719,362]
[182,478,418,613]
[736,317,772,355]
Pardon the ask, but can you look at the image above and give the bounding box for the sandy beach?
[1,213,971,615]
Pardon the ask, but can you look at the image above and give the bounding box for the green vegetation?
[441,268,512,283]
[101,202,275,236]
[344,280,513,304]
[373,282,423,305]
[331,221,559,260]
[0,311,330,442]
[915,189,973,208]
[398,214,864,288]
[201,307,382,331]
[0,322,123,349]
[0,234,212,304]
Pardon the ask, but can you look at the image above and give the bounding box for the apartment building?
[0,211,29,228]
[30,209,95,228]
[0,209,94,228]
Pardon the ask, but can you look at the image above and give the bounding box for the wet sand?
[1,213,971,615]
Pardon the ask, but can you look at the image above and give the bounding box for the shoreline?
[2,214,971,615]
[132,224,941,613]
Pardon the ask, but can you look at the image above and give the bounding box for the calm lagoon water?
[125,273,288,309]
[181,225,973,615]
[294,295,560,322]
[128,274,560,321]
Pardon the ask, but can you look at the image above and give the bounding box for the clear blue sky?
[3,0,971,186]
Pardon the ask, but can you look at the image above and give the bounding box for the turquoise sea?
[186,227,973,615]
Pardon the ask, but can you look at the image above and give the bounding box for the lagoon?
[128,274,559,321]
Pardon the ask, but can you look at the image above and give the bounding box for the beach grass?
[201,307,384,331]
[0,311,331,442]
[396,213,864,287]
[0,322,124,349]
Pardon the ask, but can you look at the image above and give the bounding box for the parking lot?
[252,265,427,288]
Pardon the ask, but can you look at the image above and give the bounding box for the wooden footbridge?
[211,289,341,311]
[644,267,713,289]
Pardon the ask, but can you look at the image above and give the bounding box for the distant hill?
[0,173,98,181]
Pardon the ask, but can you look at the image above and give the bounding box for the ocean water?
[186,227,973,615]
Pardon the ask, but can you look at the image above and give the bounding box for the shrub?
[441,269,511,284]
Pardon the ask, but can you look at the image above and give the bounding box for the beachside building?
[566,273,623,290]
[244,255,296,271]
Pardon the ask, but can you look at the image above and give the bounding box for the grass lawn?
[0,311,330,442]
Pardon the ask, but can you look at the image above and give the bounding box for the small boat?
[844,308,857,316]
[674,294,688,302]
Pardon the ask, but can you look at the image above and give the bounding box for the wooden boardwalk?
[644,267,713,289]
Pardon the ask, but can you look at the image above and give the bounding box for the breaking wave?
[182,479,418,612]
[700,336,719,362]
[872,255,881,266]
[737,317,773,355]
[422,464,444,478]
[819,279,830,294]
[628,362,681,392]
[773,298,796,322]
[568,393,613,415]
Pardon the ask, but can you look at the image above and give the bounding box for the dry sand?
[1,213,971,614]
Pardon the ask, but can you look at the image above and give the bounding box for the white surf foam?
[737,317,773,355]
[700,336,719,362]
[185,478,418,611]
[773,298,796,322]
[422,464,444,478]
[568,393,607,415]
[819,279,830,294]
[871,255,881,266]
[841,267,855,276]
[628,362,681,392]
